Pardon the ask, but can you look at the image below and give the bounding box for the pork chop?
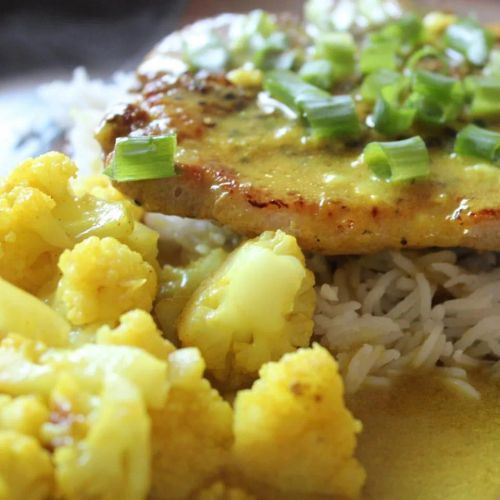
[96,13,500,255]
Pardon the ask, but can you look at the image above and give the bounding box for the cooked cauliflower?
[178,230,315,387]
[149,348,233,500]
[0,186,71,293]
[0,395,49,438]
[0,430,54,500]
[0,277,70,347]
[233,344,366,499]
[0,153,159,295]
[54,375,151,500]
[155,248,228,341]
[55,236,157,326]
[71,174,144,221]
[193,481,256,500]
[97,309,175,360]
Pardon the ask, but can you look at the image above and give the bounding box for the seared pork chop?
[97,14,500,255]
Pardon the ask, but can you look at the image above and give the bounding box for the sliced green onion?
[315,32,356,78]
[360,40,398,74]
[372,86,416,136]
[444,18,494,66]
[483,49,500,77]
[406,45,449,73]
[360,69,405,103]
[410,70,465,124]
[252,31,289,70]
[455,125,500,165]
[467,76,500,119]
[299,59,336,90]
[263,69,312,111]
[376,13,423,55]
[298,92,360,139]
[105,135,177,182]
[264,70,360,138]
[364,136,430,181]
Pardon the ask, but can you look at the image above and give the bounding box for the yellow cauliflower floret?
[0,276,70,347]
[0,186,71,292]
[55,236,157,326]
[193,481,256,500]
[1,152,76,204]
[178,230,315,387]
[54,375,151,500]
[0,430,54,500]
[72,174,144,220]
[155,248,228,342]
[0,395,49,438]
[123,221,160,270]
[233,344,366,499]
[150,348,233,500]
[97,309,175,360]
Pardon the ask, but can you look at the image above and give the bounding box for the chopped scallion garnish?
[360,69,406,103]
[467,76,500,119]
[454,125,500,165]
[360,40,398,74]
[264,70,360,138]
[105,135,177,182]
[410,70,465,124]
[299,92,360,139]
[315,32,356,78]
[406,45,449,73]
[444,18,494,66]
[372,86,416,136]
[299,59,336,90]
[364,136,430,181]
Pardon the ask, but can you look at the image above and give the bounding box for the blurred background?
[1,0,499,168]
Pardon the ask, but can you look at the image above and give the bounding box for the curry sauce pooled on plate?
[0,2,500,500]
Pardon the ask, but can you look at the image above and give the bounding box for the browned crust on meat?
[115,162,500,255]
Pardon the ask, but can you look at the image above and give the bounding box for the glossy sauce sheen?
[100,70,500,254]
[349,374,500,499]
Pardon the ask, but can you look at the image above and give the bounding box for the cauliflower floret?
[97,309,175,360]
[55,236,157,326]
[0,277,70,347]
[123,221,160,270]
[0,395,49,438]
[178,230,315,387]
[150,348,233,500]
[54,375,151,500]
[233,344,366,499]
[1,152,76,204]
[0,186,71,293]
[0,430,54,500]
[155,248,228,342]
[71,174,144,221]
[193,481,256,500]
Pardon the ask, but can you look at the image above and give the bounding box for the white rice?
[39,70,500,399]
[314,250,500,398]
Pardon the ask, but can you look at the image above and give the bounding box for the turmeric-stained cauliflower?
[0,186,71,293]
[233,344,365,499]
[155,248,228,341]
[55,236,157,326]
[0,395,48,439]
[0,153,159,294]
[150,348,233,500]
[54,375,151,500]
[0,430,54,500]
[193,481,256,500]
[97,309,175,360]
[178,230,315,387]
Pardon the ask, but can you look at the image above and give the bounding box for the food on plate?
[178,230,315,387]
[98,10,500,254]
[1,1,500,499]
